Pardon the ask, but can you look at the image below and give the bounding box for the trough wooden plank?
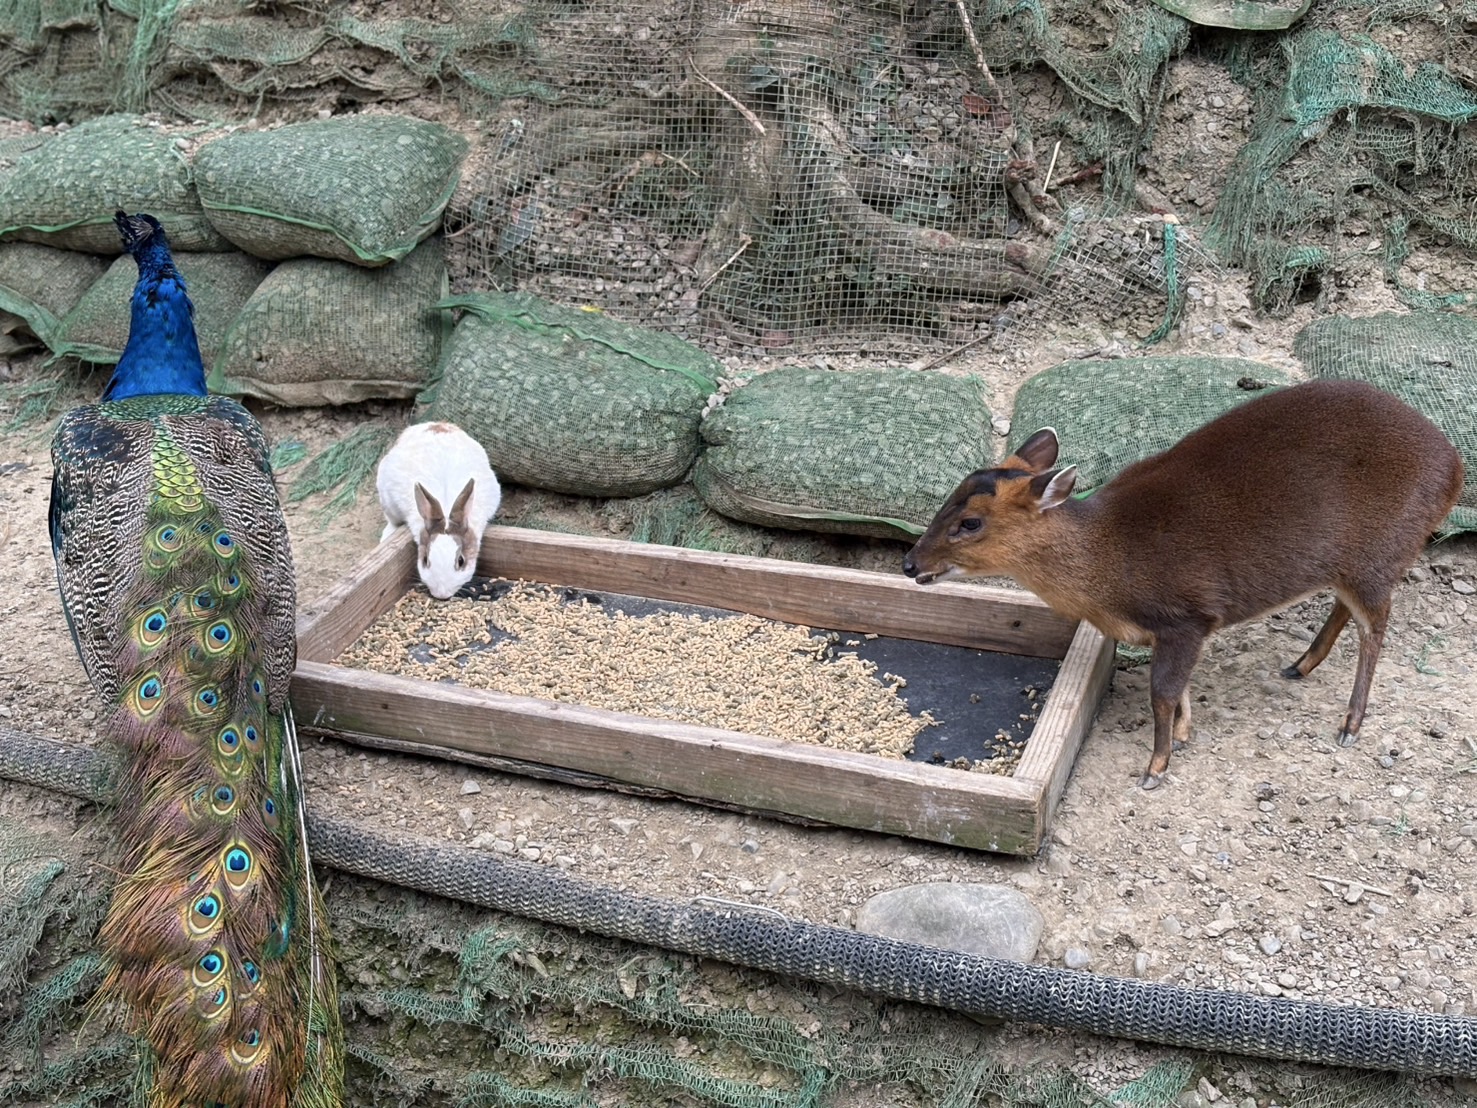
[1013,620,1116,839]
[477,526,1077,659]
[292,660,1043,853]
[296,532,415,663]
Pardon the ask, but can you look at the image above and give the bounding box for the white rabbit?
[377,421,502,599]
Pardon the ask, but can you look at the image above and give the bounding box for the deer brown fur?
[903,379,1463,788]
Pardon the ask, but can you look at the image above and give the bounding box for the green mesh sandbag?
[693,367,992,540]
[209,237,448,407]
[1009,357,1294,489]
[0,115,229,253]
[424,292,719,498]
[0,242,107,349]
[51,252,271,366]
[193,115,468,266]
[1294,311,1477,533]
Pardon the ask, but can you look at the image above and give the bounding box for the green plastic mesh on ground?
[0,242,106,350]
[1293,312,1477,534]
[694,367,992,541]
[0,115,229,254]
[50,250,270,366]
[425,292,720,498]
[209,237,448,407]
[193,114,469,266]
[1008,357,1294,489]
[0,798,1460,1108]
[1208,10,1477,314]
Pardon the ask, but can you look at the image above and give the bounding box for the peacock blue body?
[49,213,343,1108]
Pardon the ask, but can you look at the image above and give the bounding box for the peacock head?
[115,211,170,260]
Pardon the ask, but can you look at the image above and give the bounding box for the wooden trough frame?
[293,527,1115,855]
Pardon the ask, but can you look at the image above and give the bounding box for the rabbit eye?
[455,554,466,570]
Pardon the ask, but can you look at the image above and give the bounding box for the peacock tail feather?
[49,213,343,1108]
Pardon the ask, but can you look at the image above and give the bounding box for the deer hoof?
[1336,727,1360,748]
[1138,771,1163,790]
[1281,664,1304,680]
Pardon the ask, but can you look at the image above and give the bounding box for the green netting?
[208,236,448,407]
[49,250,269,366]
[424,291,719,498]
[2,798,1461,1108]
[1008,357,1295,489]
[1209,20,1477,313]
[693,367,992,540]
[0,114,229,254]
[193,114,469,266]
[1292,311,1477,534]
[0,242,107,349]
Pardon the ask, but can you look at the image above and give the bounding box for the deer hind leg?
[1142,633,1205,790]
[1334,586,1392,748]
[1282,598,1352,679]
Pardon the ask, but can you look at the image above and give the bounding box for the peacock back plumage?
[49,214,342,1108]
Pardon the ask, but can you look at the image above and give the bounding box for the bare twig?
[952,0,1001,98]
[916,332,991,371]
[688,57,766,136]
[697,234,753,294]
[1308,872,1394,897]
[1043,139,1062,193]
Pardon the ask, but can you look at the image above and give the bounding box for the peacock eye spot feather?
[214,530,235,552]
[262,796,274,815]
[199,952,223,975]
[225,848,250,873]
[188,894,222,934]
[251,678,263,696]
[244,725,259,744]
[195,591,215,610]
[219,728,238,748]
[210,622,231,643]
[242,961,260,985]
[145,612,166,632]
[242,1029,260,1047]
[197,687,220,710]
[140,677,161,699]
[198,520,213,534]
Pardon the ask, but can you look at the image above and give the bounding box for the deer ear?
[1029,465,1077,511]
[1005,428,1059,473]
[415,483,445,529]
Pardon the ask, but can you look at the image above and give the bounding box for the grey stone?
[460,779,481,795]
[1064,946,1091,970]
[855,883,1044,962]
[1258,934,1282,956]
[456,807,475,830]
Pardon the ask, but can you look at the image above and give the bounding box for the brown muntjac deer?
[902,379,1463,789]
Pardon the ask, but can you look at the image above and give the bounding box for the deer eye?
[958,517,983,533]
[455,554,467,570]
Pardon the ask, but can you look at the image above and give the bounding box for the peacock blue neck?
[103,242,208,402]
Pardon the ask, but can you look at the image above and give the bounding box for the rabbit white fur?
[377,421,501,599]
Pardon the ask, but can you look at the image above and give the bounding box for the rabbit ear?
[415,482,446,531]
[448,478,475,528]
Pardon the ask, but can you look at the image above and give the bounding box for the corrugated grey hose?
[3,727,1474,1078]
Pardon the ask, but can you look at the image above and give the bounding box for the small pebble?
[461,779,481,795]
[611,818,638,835]
[456,807,475,830]
[1064,946,1091,969]
[1258,935,1282,956]
[1453,579,1475,595]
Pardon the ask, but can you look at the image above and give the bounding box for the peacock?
[48,211,343,1107]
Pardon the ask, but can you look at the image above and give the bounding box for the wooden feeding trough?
[292,527,1115,854]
